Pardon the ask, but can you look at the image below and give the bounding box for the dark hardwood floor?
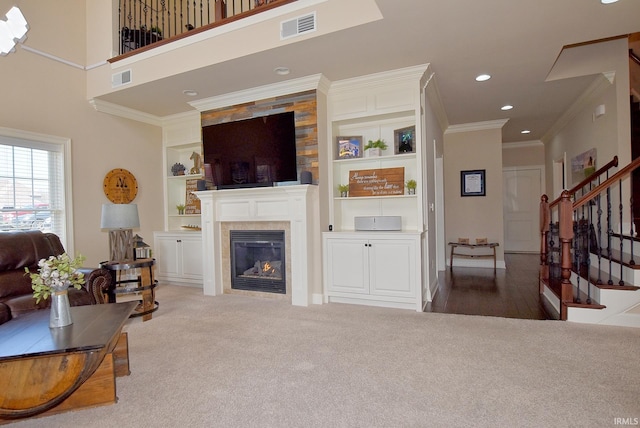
[425,253,550,320]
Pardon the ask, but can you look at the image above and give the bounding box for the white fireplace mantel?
[195,185,321,306]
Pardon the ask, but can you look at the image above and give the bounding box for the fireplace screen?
[230,230,285,294]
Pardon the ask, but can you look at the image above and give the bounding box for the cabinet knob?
[177,239,182,243]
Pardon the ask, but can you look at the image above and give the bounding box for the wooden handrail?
[573,156,640,210]
[549,156,618,208]
[631,49,640,67]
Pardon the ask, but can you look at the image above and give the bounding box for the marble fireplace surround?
[221,221,291,300]
[196,185,321,306]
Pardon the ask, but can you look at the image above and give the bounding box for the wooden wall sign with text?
[348,167,405,197]
[185,179,201,214]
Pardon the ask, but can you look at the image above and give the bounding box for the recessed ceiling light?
[182,90,198,96]
[501,105,513,111]
[274,67,290,76]
[601,0,619,4]
[521,130,531,134]
[475,74,491,82]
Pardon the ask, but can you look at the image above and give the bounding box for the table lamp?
[101,203,140,262]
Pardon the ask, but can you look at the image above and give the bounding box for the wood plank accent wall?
[200,90,319,183]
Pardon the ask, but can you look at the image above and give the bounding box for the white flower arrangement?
[25,253,86,303]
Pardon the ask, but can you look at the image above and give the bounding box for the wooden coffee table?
[0,301,137,423]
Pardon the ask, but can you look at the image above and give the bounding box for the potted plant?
[25,253,86,327]
[406,179,417,195]
[171,163,186,176]
[364,139,388,157]
[176,204,186,215]
[338,184,349,197]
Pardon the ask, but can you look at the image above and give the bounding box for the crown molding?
[329,64,430,94]
[89,99,162,126]
[445,119,509,134]
[189,74,329,112]
[160,110,201,127]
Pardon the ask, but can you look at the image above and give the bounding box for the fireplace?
[196,185,320,306]
[230,230,286,294]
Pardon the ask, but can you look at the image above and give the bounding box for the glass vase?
[50,289,73,328]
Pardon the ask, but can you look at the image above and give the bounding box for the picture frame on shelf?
[336,136,363,159]
[461,169,486,197]
[394,126,415,154]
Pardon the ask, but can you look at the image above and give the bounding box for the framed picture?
[461,169,486,197]
[336,136,362,159]
[394,126,415,154]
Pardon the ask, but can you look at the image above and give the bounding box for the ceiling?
[97,0,640,143]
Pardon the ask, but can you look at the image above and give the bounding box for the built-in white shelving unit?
[323,65,429,311]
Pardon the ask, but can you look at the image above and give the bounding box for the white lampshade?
[101,204,140,262]
[101,204,140,229]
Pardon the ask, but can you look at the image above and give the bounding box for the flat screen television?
[202,111,298,189]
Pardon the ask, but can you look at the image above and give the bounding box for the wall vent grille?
[111,70,132,88]
[280,12,316,40]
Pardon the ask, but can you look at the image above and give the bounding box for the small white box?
[354,216,402,231]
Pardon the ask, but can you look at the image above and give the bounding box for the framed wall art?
[394,126,415,154]
[336,136,363,159]
[461,169,486,197]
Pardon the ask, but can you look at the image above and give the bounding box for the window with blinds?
[0,135,66,240]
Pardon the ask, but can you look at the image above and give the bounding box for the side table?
[448,242,499,272]
[100,258,159,321]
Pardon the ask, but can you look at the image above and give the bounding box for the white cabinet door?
[325,238,369,294]
[154,232,203,285]
[369,239,415,298]
[155,234,180,278]
[179,234,203,280]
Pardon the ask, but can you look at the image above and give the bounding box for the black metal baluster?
[160,0,166,38]
[607,186,613,285]
[619,181,625,285]
[192,1,196,29]
[119,1,123,54]
[173,0,177,36]
[573,211,581,303]
[549,222,557,281]
[596,194,603,284]
[586,200,593,304]
[182,1,186,32]
[630,193,635,265]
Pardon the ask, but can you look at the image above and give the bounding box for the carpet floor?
[8,284,640,428]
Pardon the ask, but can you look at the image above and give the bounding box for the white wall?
[444,122,506,267]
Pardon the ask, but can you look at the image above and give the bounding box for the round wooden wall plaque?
[103,168,138,204]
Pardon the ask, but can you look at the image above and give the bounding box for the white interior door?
[503,167,543,253]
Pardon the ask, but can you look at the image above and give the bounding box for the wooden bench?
[448,242,499,272]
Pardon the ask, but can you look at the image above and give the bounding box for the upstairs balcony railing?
[118,0,292,57]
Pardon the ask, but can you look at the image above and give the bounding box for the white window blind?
[0,135,66,240]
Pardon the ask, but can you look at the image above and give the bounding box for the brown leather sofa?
[0,230,113,325]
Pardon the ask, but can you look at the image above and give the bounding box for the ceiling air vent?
[112,69,132,88]
[280,12,316,40]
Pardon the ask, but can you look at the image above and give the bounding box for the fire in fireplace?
[230,230,285,294]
